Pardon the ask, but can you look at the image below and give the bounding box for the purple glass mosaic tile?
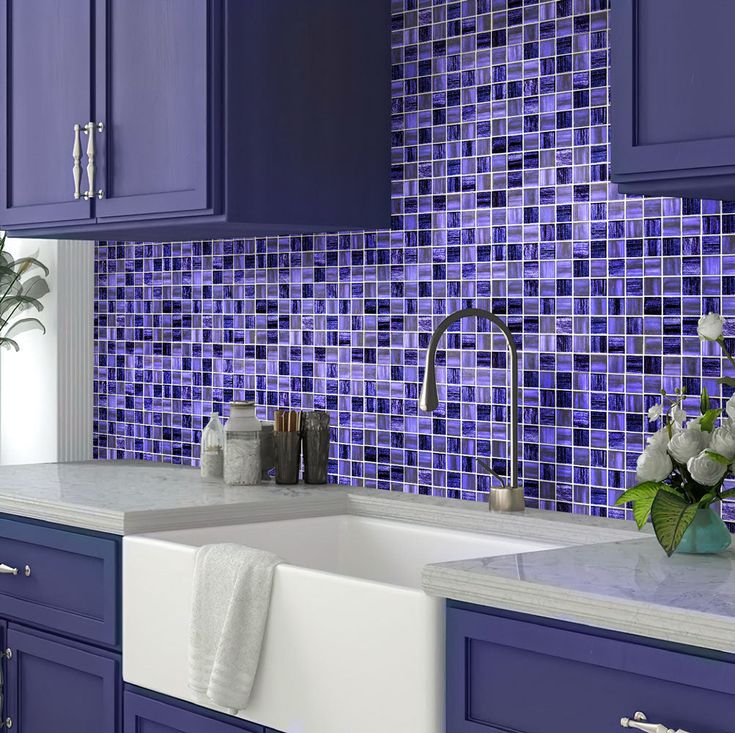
[94,0,735,529]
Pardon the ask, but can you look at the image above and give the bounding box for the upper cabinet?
[0,0,391,240]
[611,0,735,200]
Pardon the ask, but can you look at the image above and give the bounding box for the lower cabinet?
[447,601,735,733]
[5,624,121,733]
[124,688,283,733]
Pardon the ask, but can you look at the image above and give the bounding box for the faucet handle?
[476,457,508,489]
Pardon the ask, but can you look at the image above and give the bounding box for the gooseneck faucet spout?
[419,307,524,512]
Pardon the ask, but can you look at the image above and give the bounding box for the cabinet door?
[611,0,735,197]
[6,625,120,733]
[447,604,735,733]
[0,0,95,227]
[94,0,213,221]
[125,690,264,733]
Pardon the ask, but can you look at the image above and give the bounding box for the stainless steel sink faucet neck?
[419,307,524,512]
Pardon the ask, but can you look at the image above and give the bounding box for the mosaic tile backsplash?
[94,0,735,527]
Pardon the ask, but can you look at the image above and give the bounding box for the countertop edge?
[421,560,735,654]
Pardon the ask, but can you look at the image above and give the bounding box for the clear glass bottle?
[200,411,225,479]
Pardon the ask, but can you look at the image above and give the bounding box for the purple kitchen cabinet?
[125,688,270,733]
[0,0,391,240]
[0,515,120,648]
[447,602,735,733]
[0,0,95,228]
[611,0,735,199]
[6,624,121,733]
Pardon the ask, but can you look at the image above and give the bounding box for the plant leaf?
[10,257,49,278]
[698,491,717,508]
[718,377,735,388]
[701,386,710,414]
[719,487,735,500]
[615,482,672,529]
[2,317,45,341]
[20,275,49,301]
[705,450,731,465]
[650,490,699,557]
[0,294,43,316]
[0,337,19,352]
[699,408,722,432]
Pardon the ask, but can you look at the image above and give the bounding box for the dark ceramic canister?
[274,431,301,484]
[301,411,331,484]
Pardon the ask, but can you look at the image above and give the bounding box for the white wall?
[0,239,93,465]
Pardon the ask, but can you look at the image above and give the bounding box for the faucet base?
[489,486,525,513]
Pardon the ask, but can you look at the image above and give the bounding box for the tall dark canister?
[301,411,331,484]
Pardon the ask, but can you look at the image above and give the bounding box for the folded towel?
[188,543,281,713]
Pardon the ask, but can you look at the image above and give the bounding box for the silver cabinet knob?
[0,564,30,577]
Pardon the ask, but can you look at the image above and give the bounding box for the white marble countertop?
[1,461,732,652]
[423,535,735,653]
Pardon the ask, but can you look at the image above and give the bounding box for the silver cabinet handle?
[0,564,30,577]
[83,122,104,200]
[72,123,83,200]
[621,711,690,733]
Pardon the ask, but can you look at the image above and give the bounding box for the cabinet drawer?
[0,517,119,647]
[447,604,735,733]
[125,690,265,733]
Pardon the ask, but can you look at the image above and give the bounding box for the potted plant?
[0,233,50,351]
[616,313,735,555]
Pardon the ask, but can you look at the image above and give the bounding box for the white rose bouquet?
[616,312,735,555]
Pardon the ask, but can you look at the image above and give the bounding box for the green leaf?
[719,487,735,500]
[717,377,735,388]
[706,450,731,465]
[699,408,722,432]
[615,482,666,530]
[650,490,699,557]
[701,386,710,414]
[10,257,49,278]
[20,275,49,301]
[0,295,43,316]
[698,492,717,508]
[0,337,19,352]
[2,317,45,341]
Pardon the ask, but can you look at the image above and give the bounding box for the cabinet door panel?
[95,0,212,220]
[0,0,94,226]
[6,626,120,733]
[447,604,735,733]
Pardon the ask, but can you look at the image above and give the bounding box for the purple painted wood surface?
[0,516,119,648]
[611,0,735,198]
[6,624,120,733]
[125,689,267,733]
[2,0,391,240]
[447,603,735,733]
[95,0,211,220]
[0,0,95,226]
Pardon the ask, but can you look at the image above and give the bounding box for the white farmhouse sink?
[123,514,559,733]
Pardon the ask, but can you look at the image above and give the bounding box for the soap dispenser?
[200,411,225,479]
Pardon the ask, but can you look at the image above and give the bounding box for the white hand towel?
[188,543,281,713]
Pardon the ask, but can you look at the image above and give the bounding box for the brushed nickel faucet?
[419,307,525,512]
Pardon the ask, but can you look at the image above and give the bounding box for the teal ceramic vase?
[675,507,732,555]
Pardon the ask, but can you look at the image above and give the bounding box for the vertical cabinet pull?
[83,122,104,201]
[72,123,82,200]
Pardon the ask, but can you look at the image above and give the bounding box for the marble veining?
[423,538,735,653]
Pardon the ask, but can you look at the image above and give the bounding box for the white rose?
[670,405,687,426]
[709,426,735,460]
[687,451,727,486]
[726,395,735,421]
[698,312,725,341]
[668,428,709,464]
[636,447,673,483]
[647,403,664,422]
[647,426,676,450]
